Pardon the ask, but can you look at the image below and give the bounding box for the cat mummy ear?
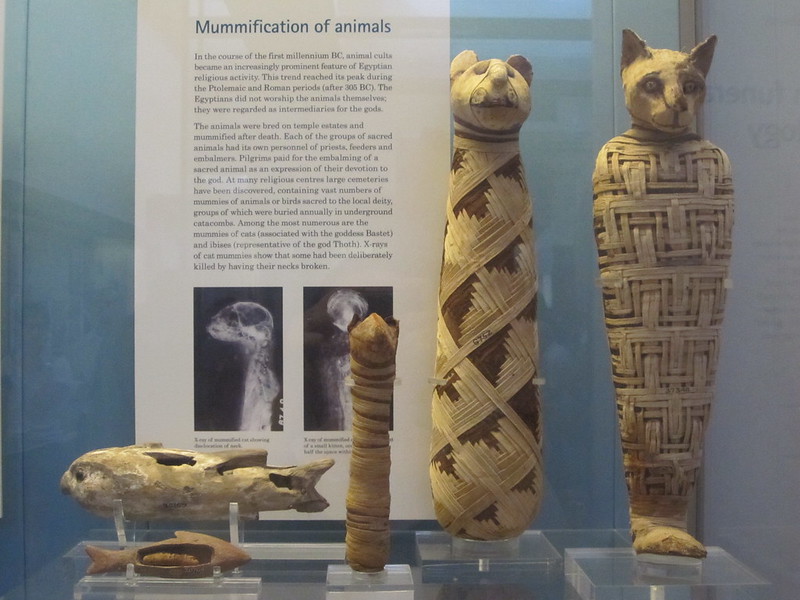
[507,55,533,86]
[621,29,651,72]
[689,35,717,77]
[451,50,478,83]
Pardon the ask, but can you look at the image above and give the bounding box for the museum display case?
[1,0,798,598]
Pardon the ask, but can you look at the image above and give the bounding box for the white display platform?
[565,547,771,600]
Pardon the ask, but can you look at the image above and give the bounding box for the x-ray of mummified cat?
[207,301,282,432]
[593,30,734,558]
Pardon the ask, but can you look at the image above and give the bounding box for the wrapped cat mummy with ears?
[430,50,543,541]
[593,30,734,559]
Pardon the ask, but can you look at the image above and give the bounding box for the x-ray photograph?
[303,286,393,431]
[194,287,284,432]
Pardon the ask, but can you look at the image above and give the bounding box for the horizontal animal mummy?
[61,444,334,520]
[84,531,250,578]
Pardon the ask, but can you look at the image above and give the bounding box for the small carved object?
[430,50,542,540]
[345,313,399,572]
[84,531,251,578]
[593,30,733,558]
[61,444,334,520]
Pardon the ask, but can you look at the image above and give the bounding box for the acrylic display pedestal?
[542,529,632,555]
[69,502,262,599]
[416,530,561,584]
[10,525,775,600]
[73,560,261,600]
[565,547,772,600]
[326,564,414,599]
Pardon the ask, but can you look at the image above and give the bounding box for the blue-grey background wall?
[0,0,136,594]
[699,2,800,598]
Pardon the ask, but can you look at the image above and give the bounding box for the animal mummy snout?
[471,86,516,108]
[488,63,509,85]
[59,473,70,494]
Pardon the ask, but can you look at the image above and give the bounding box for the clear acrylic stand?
[416,530,561,583]
[326,564,414,599]
[228,501,241,546]
[564,546,772,600]
[112,499,127,545]
[72,502,261,599]
[74,568,262,600]
[542,528,632,555]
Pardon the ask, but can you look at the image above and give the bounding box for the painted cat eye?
[640,77,663,93]
[683,80,703,94]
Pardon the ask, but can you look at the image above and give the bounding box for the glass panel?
[700,1,800,598]
[0,1,685,596]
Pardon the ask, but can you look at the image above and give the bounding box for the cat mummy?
[207,301,282,431]
[429,51,543,541]
[593,30,733,558]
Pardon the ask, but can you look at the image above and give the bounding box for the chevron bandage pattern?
[430,137,542,541]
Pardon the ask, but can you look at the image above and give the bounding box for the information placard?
[135,0,449,520]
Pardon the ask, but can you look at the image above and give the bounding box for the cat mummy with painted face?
[594,31,734,559]
[621,28,716,138]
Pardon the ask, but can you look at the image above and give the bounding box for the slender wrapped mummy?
[429,51,542,541]
[345,313,399,572]
[593,30,733,558]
